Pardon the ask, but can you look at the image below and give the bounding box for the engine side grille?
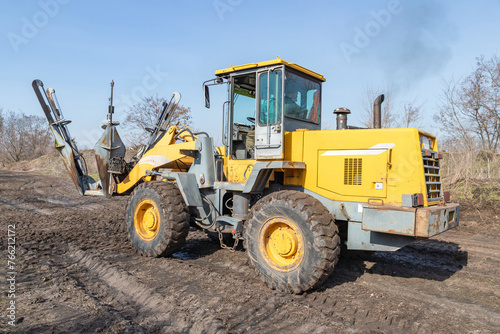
[344,158,362,185]
[422,150,442,202]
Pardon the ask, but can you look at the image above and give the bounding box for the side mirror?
[204,84,210,109]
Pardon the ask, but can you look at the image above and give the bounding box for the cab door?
[255,67,284,160]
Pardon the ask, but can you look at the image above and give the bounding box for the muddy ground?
[0,170,499,334]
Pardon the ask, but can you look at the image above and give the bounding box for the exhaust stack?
[334,108,351,130]
[373,94,385,129]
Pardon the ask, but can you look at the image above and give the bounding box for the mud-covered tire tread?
[126,181,190,257]
[244,190,340,293]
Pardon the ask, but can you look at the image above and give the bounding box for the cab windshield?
[284,71,321,123]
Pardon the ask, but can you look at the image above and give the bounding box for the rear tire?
[126,181,190,257]
[244,190,340,293]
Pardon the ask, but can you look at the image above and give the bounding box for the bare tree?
[0,111,51,162]
[475,54,500,151]
[435,54,500,153]
[434,54,500,192]
[398,99,424,128]
[435,78,474,151]
[478,54,500,90]
[123,94,192,145]
[0,108,4,131]
[360,85,397,128]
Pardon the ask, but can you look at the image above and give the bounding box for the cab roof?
[214,58,326,82]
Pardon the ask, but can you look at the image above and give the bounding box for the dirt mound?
[4,149,99,177]
[4,148,139,179]
[457,198,500,234]
[7,152,66,175]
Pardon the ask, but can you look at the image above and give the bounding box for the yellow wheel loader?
[32,58,459,293]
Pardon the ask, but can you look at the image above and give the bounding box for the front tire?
[244,190,340,293]
[126,181,190,257]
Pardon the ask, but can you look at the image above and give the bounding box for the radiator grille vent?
[422,150,442,201]
[344,158,362,185]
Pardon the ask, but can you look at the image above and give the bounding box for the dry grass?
[441,152,500,200]
[4,149,99,177]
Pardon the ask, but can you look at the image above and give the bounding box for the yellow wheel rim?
[134,199,161,241]
[260,217,304,272]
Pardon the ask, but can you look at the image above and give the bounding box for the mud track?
[0,170,499,333]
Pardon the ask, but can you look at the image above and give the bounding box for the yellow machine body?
[282,128,439,207]
[207,58,458,250]
[215,58,326,82]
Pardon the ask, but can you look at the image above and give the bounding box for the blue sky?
[1,0,499,148]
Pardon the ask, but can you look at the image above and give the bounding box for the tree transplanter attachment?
[94,80,126,198]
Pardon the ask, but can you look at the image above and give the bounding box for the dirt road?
[0,170,499,333]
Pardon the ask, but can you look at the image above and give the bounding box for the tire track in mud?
[18,179,36,190]
[120,233,500,333]
[0,172,106,215]
[0,198,54,215]
[355,274,500,330]
[347,237,500,332]
[65,244,228,334]
[438,232,500,258]
[96,235,430,334]
[95,242,351,334]
[11,244,151,333]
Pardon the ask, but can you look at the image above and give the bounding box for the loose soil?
[0,170,499,333]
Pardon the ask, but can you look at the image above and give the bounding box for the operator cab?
[204,58,325,160]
